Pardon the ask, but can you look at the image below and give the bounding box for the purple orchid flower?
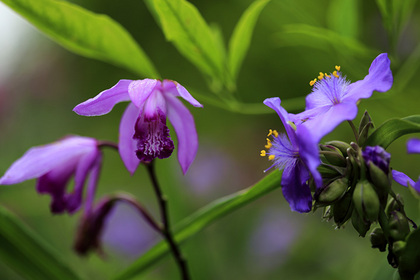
[261,97,322,213]
[73,79,202,175]
[0,136,102,214]
[290,53,393,141]
[392,138,420,194]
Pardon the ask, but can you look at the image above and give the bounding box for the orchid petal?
[119,103,141,175]
[392,170,415,188]
[263,97,297,146]
[128,79,159,108]
[407,138,420,154]
[162,80,202,108]
[73,80,132,116]
[166,94,199,174]
[281,163,312,213]
[344,53,393,102]
[0,136,97,185]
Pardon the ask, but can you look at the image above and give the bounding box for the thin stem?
[145,161,190,280]
[347,120,359,143]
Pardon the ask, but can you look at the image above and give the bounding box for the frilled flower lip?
[73,79,203,175]
[0,136,101,214]
[290,53,393,141]
[263,97,322,213]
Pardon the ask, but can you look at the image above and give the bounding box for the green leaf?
[148,0,226,82]
[228,0,271,80]
[113,170,282,280]
[376,0,417,37]
[1,0,159,78]
[0,205,83,280]
[398,228,420,280]
[327,0,360,39]
[364,115,420,148]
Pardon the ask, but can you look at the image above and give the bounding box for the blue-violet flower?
[290,53,393,141]
[261,97,322,213]
[0,136,102,214]
[73,79,203,175]
[392,138,420,193]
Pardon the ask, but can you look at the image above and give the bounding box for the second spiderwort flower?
[0,136,102,214]
[290,53,393,141]
[392,138,420,194]
[73,79,203,175]
[261,97,322,213]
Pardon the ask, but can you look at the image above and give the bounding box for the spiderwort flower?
[290,53,393,141]
[0,136,102,214]
[392,138,420,194]
[73,79,202,175]
[261,98,322,213]
[362,146,391,174]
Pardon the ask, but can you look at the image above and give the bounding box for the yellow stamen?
[309,79,317,86]
[272,130,279,137]
[325,73,331,78]
[267,129,273,137]
[260,150,266,157]
[268,155,275,161]
[333,71,339,78]
[335,65,341,71]
[318,72,324,80]
[265,139,272,149]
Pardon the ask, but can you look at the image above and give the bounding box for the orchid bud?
[351,208,371,237]
[333,191,353,227]
[370,227,387,252]
[353,180,380,222]
[316,177,348,205]
[320,145,346,167]
[389,211,410,241]
[325,141,351,157]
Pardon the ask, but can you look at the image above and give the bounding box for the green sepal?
[351,208,371,237]
[353,180,380,222]
[333,191,353,228]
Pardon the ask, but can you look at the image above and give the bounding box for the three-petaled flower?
[0,136,102,214]
[290,53,393,141]
[261,97,322,213]
[74,79,203,175]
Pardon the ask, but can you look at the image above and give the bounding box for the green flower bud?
[325,141,351,157]
[333,191,353,227]
[385,195,403,218]
[367,162,390,203]
[353,180,380,222]
[316,177,349,205]
[358,110,373,135]
[351,209,371,237]
[320,145,346,167]
[389,211,410,241]
[370,227,387,252]
[392,240,406,258]
[358,122,374,147]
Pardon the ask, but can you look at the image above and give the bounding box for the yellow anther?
[325,73,331,78]
[309,79,317,86]
[318,72,324,80]
[267,129,273,137]
[260,150,266,157]
[265,139,272,149]
[335,65,341,71]
[272,130,279,137]
[268,155,275,161]
[333,71,339,78]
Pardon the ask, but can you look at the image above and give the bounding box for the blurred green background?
[0,0,419,279]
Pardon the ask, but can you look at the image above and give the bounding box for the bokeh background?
[0,0,420,279]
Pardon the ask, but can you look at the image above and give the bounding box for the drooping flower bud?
[325,141,351,157]
[351,208,371,237]
[320,145,346,167]
[370,227,387,252]
[385,195,403,217]
[333,191,353,228]
[388,211,410,241]
[316,177,348,205]
[353,180,380,222]
[367,161,391,197]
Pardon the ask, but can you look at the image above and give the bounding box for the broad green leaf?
[148,0,225,82]
[398,228,420,279]
[1,0,159,78]
[113,170,282,280]
[228,0,271,80]
[0,205,82,280]
[364,115,420,148]
[327,0,360,38]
